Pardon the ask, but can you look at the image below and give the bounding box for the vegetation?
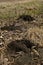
[0,0,43,65]
[0,0,43,20]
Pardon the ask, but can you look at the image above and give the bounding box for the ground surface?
[0,0,43,65]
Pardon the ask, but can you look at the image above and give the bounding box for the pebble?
[0,42,3,45]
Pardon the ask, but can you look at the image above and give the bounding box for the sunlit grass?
[0,0,43,21]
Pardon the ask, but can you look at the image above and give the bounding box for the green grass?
[0,0,43,22]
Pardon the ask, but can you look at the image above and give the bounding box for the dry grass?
[0,0,43,28]
[0,0,43,19]
[0,0,43,65]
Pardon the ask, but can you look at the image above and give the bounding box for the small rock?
[0,42,3,45]
[0,36,3,39]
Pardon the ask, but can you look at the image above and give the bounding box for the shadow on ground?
[1,15,35,31]
[7,39,37,54]
[17,15,35,21]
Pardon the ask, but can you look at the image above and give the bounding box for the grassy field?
[0,0,43,51]
[0,0,43,20]
[0,0,43,65]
